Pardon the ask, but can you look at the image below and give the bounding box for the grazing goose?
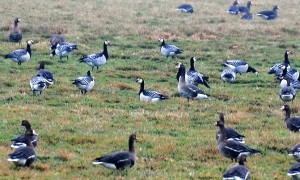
[216,113,245,143]
[289,143,300,162]
[279,78,296,102]
[223,154,250,180]
[9,18,22,43]
[177,4,194,13]
[238,1,251,13]
[50,42,78,60]
[257,5,279,20]
[227,0,240,15]
[4,40,34,65]
[72,71,95,94]
[30,75,48,95]
[281,105,300,132]
[223,60,258,75]
[136,78,168,103]
[160,39,183,58]
[93,134,137,170]
[221,68,236,83]
[11,120,38,149]
[176,62,210,103]
[215,120,260,162]
[287,162,300,179]
[8,129,37,167]
[50,33,65,50]
[183,57,210,88]
[37,62,55,86]
[79,41,110,71]
[241,10,253,20]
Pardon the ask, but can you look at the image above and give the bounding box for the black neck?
[284,108,291,121]
[25,131,34,148]
[238,158,245,166]
[160,40,165,47]
[128,137,135,153]
[178,65,186,82]
[27,43,32,57]
[247,2,251,9]
[139,81,144,94]
[247,66,256,73]
[284,52,290,65]
[103,42,109,59]
[219,113,225,122]
[282,66,287,77]
[218,125,226,143]
[189,58,195,71]
[39,63,45,70]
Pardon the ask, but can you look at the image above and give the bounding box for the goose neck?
[139,81,144,94]
[103,42,109,59]
[128,138,135,153]
[27,43,32,57]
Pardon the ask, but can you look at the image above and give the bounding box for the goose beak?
[213,122,217,126]
[280,106,285,110]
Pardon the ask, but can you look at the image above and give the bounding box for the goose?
[8,129,37,167]
[257,5,279,20]
[227,0,240,15]
[30,75,48,95]
[4,40,34,65]
[216,113,245,143]
[72,71,95,94]
[50,33,64,50]
[221,68,236,83]
[287,162,300,179]
[279,76,300,92]
[281,65,300,82]
[289,143,300,162]
[177,4,194,13]
[9,18,22,43]
[238,1,251,13]
[215,120,260,162]
[268,51,293,77]
[50,42,78,60]
[279,78,296,102]
[241,10,253,20]
[281,105,300,132]
[11,120,38,149]
[136,78,168,103]
[79,41,110,71]
[223,60,258,75]
[183,57,210,88]
[93,134,137,170]
[176,62,210,103]
[223,154,250,180]
[160,39,183,58]
[37,62,55,86]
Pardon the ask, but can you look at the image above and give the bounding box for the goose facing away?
[227,0,240,15]
[177,4,194,13]
[30,75,48,95]
[50,42,78,60]
[11,120,38,149]
[221,69,236,83]
[176,62,210,103]
[37,62,55,86]
[4,40,34,65]
[160,39,183,58]
[8,129,36,167]
[215,120,260,162]
[281,105,300,132]
[289,143,300,162]
[9,18,22,43]
[256,5,279,20]
[216,113,245,143]
[287,162,300,179]
[79,41,110,71]
[238,1,251,13]
[184,57,210,88]
[93,134,137,170]
[279,78,296,102]
[223,154,250,180]
[136,78,168,103]
[72,71,95,94]
[50,33,65,50]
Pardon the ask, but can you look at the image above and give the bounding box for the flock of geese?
[3,2,300,179]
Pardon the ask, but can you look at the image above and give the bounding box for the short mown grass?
[0,0,300,179]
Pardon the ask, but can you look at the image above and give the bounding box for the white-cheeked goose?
[72,71,95,94]
[136,78,168,103]
[4,40,34,65]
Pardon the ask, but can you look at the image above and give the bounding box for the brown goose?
[92,134,137,170]
[223,154,250,179]
[9,18,22,43]
[50,33,64,50]
[215,120,260,161]
[281,105,300,132]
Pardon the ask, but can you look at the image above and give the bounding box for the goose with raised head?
[238,1,251,13]
[72,71,95,94]
[281,105,300,132]
[92,134,137,170]
[227,0,240,15]
[9,18,22,43]
[257,5,279,20]
[37,62,55,86]
[11,120,38,149]
[50,42,78,60]
[136,78,168,103]
[4,40,34,65]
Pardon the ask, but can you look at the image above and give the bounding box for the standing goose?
[11,120,38,149]
[37,62,55,86]
[268,51,293,77]
[160,39,183,58]
[176,62,210,103]
[9,18,22,43]
[257,5,279,20]
[279,78,296,102]
[221,68,236,83]
[92,134,137,170]
[8,129,37,167]
[223,60,258,75]
[177,4,194,13]
[215,120,260,162]
[50,42,78,60]
[216,113,245,143]
[279,76,300,92]
[50,33,64,50]
[79,41,110,71]
[4,40,34,65]
[183,57,210,88]
[281,105,300,132]
[72,71,95,94]
[289,143,300,162]
[223,154,250,180]
[227,0,240,15]
[30,75,48,95]
[238,1,251,13]
[281,64,299,82]
[136,78,168,103]
[287,162,300,179]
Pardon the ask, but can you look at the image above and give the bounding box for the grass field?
[0,0,300,179]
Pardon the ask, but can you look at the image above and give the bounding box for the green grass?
[0,0,300,179]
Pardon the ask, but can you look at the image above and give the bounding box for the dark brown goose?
[223,154,250,179]
[9,18,22,43]
[281,105,300,132]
